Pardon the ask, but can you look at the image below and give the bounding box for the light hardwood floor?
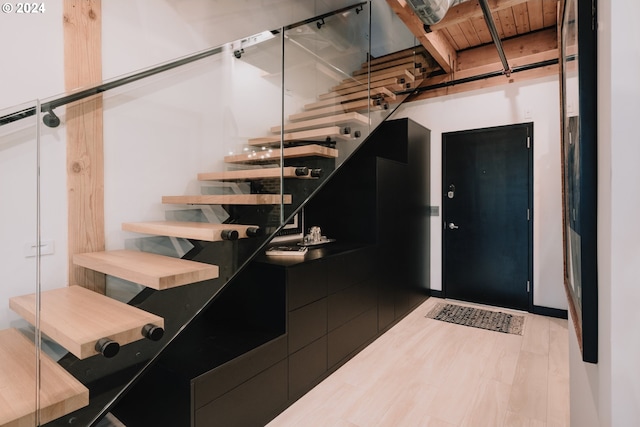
[267,297,569,427]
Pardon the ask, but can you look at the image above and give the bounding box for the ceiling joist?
[429,0,531,31]
[386,0,457,74]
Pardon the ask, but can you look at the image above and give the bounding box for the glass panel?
[0,101,40,425]
[0,4,422,426]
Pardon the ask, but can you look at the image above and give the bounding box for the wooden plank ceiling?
[386,0,560,100]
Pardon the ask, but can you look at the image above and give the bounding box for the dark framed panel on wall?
[560,0,598,363]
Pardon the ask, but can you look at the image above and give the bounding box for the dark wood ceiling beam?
[386,0,457,74]
[430,0,530,31]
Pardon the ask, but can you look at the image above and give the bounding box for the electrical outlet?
[23,240,54,257]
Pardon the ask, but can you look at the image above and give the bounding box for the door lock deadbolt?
[448,184,455,199]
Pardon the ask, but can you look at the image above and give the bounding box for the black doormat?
[425,303,524,335]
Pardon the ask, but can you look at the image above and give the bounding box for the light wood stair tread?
[248,126,355,147]
[318,77,400,99]
[73,250,219,291]
[352,55,427,76]
[0,328,89,426]
[304,87,395,110]
[9,286,164,360]
[332,69,414,91]
[162,194,292,205]
[364,46,427,67]
[288,99,383,122]
[227,144,338,162]
[343,64,420,83]
[271,112,370,133]
[123,221,260,241]
[198,167,318,181]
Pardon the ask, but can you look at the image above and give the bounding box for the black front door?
[442,123,532,311]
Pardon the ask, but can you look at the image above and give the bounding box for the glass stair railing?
[0,2,435,426]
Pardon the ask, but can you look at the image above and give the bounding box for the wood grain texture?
[162,194,292,205]
[226,145,338,162]
[304,87,395,111]
[268,298,569,427]
[272,112,370,133]
[122,221,259,241]
[333,68,414,91]
[198,167,316,181]
[73,250,219,290]
[9,286,164,359]
[318,77,400,99]
[64,0,105,293]
[289,100,378,122]
[0,328,88,426]
[248,126,354,146]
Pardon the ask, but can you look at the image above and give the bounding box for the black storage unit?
[113,118,431,427]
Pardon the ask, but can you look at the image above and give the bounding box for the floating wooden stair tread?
[162,194,292,205]
[123,221,260,241]
[333,69,414,91]
[225,144,338,163]
[342,64,419,84]
[365,46,427,68]
[73,250,219,290]
[304,87,395,110]
[318,77,400,99]
[289,99,385,122]
[352,55,427,76]
[9,286,165,360]
[271,112,370,133]
[0,328,89,426]
[198,167,318,181]
[249,126,354,148]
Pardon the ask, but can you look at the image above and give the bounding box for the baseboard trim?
[532,305,568,319]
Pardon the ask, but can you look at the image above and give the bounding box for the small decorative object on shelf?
[299,226,335,247]
[265,245,308,257]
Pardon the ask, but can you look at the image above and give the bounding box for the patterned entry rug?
[425,303,525,335]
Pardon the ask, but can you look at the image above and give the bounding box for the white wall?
[392,75,567,310]
[569,0,640,426]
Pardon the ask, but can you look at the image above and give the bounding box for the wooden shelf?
[304,87,395,110]
[73,250,219,291]
[248,126,354,147]
[9,286,165,360]
[162,194,292,205]
[0,328,89,426]
[198,167,317,181]
[271,112,370,133]
[123,221,260,241]
[225,145,338,163]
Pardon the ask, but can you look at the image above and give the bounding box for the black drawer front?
[287,261,327,310]
[192,335,287,410]
[327,248,375,294]
[288,335,328,400]
[194,359,288,427]
[288,298,327,353]
[328,307,378,368]
[328,281,377,331]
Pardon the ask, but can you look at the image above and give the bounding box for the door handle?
[448,223,459,230]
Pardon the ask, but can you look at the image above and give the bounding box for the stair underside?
[162,194,292,205]
[74,250,219,291]
[0,328,89,427]
[123,221,259,241]
[248,126,355,147]
[198,167,317,181]
[304,87,395,110]
[226,144,338,162]
[270,112,370,133]
[9,286,164,360]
